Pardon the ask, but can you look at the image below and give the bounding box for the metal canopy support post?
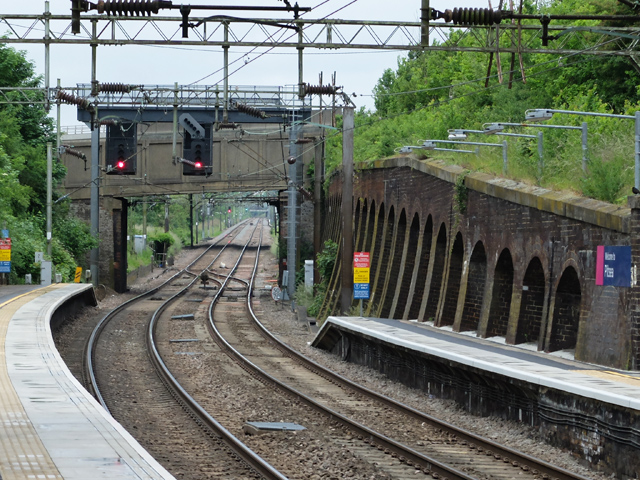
[56,79,61,154]
[172,82,178,162]
[201,193,205,241]
[581,122,588,173]
[286,114,300,301]
[189,194,194,247]
[537,131,544,179]
[46,143,52,257]
[341,107,355,314]
[421,0,430,46]
[44,1,50,110]
[297,21,304,98]
[223,23,230,123]
[142,197,147,237]
[636,111,640,190]
[90,123,100,287]
[502,140,509,175]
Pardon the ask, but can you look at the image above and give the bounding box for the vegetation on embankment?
[325,0,640,205]
[0,43,97,283]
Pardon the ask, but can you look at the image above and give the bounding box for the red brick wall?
[324,161,637,369]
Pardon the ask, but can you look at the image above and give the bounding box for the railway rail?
[84,221,288,480]
[80,220,595,479]
[201,224,593,480]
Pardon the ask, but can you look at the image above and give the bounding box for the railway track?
[197,225,593,480]
[81,221,596,479]
[84,222,287,480]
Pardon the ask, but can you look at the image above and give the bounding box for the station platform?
[312,316,640,477]
[313,316,640,409]
[0,284,175,480]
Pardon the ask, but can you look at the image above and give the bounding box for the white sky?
[4,0,489,126]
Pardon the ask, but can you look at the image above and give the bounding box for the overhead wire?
[189,0,362,86]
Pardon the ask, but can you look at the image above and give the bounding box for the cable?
[189,0,362,86]
[349,36,627,133]
[368,36,626,99]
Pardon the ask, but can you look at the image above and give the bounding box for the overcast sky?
[4,0,489,125]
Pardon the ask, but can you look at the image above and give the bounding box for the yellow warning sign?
[0,249,10,261]
[74,267,83,283]
[353,267,370,283]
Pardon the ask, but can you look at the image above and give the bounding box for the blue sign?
[0,261,10,273]
[0,230,8,239]
[354,283,370,300]
[596,245,631,287]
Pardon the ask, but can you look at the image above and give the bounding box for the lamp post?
[525,108,640,189]
[405,139,509,174]
[484,121,588,172]
[448,129,543,177]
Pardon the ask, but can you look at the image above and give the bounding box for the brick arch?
[354,198,365,251]
[459,241,487,332]
[381,208,406,318]
[516,257,546,345]
[438,232,464,327]
[363,199,376,253]
[366,202,386,316]
[371,204,395,317]
[394,212,420,319]
[486,248,514,338]
[548,266,582,352]
[424,223,447,322]
[408,215,433,319]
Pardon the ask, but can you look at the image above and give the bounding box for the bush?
[581,154,630,203]
[317,240,338,281]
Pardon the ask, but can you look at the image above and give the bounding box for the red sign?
[354,252,369,269]
[0,238,11,248]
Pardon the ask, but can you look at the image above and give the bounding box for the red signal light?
[194,160,203,169]
[116,159,126,169]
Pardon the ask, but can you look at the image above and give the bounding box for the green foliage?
[317,239,338,281]
[581,154,631,203]
[53,215,97,261]
[127,248,153,273]
[0,44,93,284]
[306,282,326,317]
[454,173,469,215]
[5,218,44,284]
[50,238,77,282]
[149,232,174,254]
[322,1,640,205]
[293,240,338,318]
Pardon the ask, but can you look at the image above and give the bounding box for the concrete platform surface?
[314,316,640,411]
[0,284,176,480]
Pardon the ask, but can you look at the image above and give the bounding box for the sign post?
[0,238,11,276]
[353,252,370,316]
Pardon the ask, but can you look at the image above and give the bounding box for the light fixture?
[483,123,505,134]
[525,109,554,122]
[422,141,436,150]
[448,131,468,140]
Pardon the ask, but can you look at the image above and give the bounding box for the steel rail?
[205,226,476,480]
[83,224,233,408]
[144,222,288,480]
[242,250,593,480]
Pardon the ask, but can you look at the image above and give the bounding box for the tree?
[0,44,92,283]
